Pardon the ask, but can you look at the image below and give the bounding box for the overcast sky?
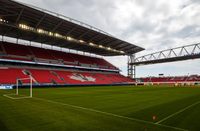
[17,0,200,77]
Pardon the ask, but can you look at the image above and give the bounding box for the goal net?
[16,77,33,98]
[3,76,33,99]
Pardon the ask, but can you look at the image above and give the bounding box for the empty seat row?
[0,42,117,70]
[140,76,200,83]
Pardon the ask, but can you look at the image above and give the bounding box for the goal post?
[16,77,33,98]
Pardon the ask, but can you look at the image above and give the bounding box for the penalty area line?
[33,97,187,131]
[156,100,200,124]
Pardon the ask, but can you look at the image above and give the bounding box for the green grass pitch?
[1,85,200,131]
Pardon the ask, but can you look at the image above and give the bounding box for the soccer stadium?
[0,0,200,131]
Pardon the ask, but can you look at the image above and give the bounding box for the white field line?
[33,97,187,131]
[3,94,16,99]
[3,94,31,100]
[156,101,200,124]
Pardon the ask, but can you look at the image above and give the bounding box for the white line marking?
[33,97,187,131]
[3,94,31,100]
[3,94,16,99]
[156,100,200,124]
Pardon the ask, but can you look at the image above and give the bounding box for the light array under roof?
[18,23,125,54]
[1,17,126,54]
[0,18,9,24]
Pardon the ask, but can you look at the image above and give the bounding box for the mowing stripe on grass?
[32,97,187,131]
[156,100,200,124]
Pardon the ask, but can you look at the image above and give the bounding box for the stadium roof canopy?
[0,0,144,56]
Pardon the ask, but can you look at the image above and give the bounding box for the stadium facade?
[0,0,144,87]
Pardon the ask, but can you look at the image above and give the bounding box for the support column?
[127,54,136,79]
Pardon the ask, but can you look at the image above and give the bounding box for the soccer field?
[1,85,200,131]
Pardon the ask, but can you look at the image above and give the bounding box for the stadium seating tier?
[0,68,134,85]
[0,42,118,70]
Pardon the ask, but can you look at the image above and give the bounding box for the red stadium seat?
[1,42,117,70]
[0,67,134,85]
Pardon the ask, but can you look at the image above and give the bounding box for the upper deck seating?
[0,42,117,70]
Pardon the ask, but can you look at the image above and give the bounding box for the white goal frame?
[3,77,33,99]
[16,77,33,98]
